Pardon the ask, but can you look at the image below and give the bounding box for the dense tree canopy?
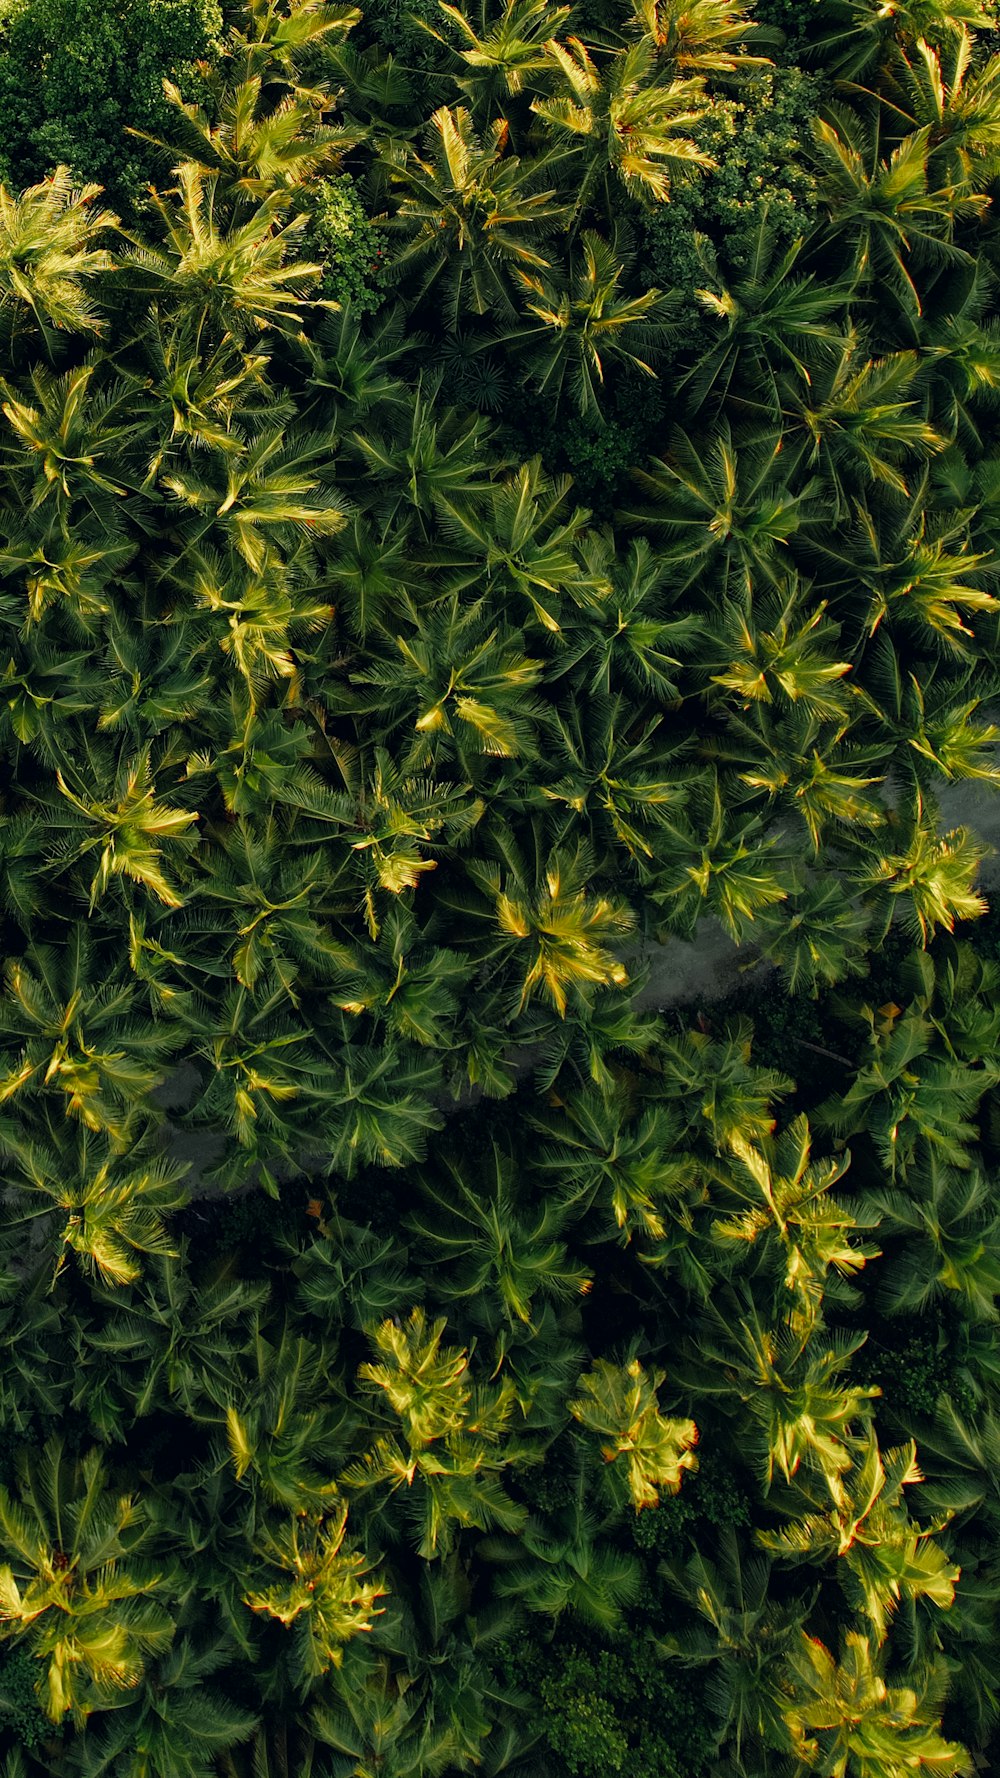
[0,0,999,1773]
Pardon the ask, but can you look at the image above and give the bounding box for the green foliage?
[534,1641,708,1778]
[0,0,223,209]
[642,66,821,291]
[302,174,386,313]
[0,1647,55,1753]
[0,0,995,1774]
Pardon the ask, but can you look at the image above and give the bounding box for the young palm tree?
[621,422,821,600]
[687,1300,879,1500]
[67,1635,259,1778]
[682,222,851,418]
[882,27,1000,192]
[815,0,995,79]
[710,1112,875,1332]
[480,1465,643,1627]
[0,1115,189,1285]
[468,836,636,1016]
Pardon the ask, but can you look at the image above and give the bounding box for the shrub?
[641,68,821,293]
[0,1646,56,1752]
[0,0,223,210]
[302,173,387,315]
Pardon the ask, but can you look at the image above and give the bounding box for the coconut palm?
[781,1629,971,1777]
[0,170,118,364]
[660,1529,811,1774]
[407,1140,590,1328]
[568,1356,698,1509]
[682,222,852,418]
[0,1441,173,1723]
[811,105,985,321]
[630,0,774,77]
[815,0,995,80]
[244,1505,386,1684]
[0,1113,189,1286]
[480,1464,643,1627]
[760,1429,960,1638]
[531,35,715,216]
[381,106,569,324]
[427,0,571,114]
[342,1308,528,1557]
[124,168,324,342]
[504,229,676,418]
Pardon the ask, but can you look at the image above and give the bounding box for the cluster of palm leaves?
[0,0,1000,1771]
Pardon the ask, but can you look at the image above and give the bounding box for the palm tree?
[851,790,989,947]
[815,0,995,80]
[406,1140,590,1329]
[760,1429,960,1639]
[82,1248,267,1420]
[427,0,571,115]
[44,746,199,913]
[647,769,797,943]
[621,422,821,600]
[781,1629,971,1777]
[0,170,118,364]
[0,357,153,538]
[484,839,634,1015]
[0,1115,189,1285]
[681,222,851,418]
[653,1015,792,1149]
[436,454,610,631]
[866,1139,1000,1322]
[480,1464,643,1627]
[531,35,715,216]
[710,1112,875,1333]
[132,70,356,218]
[504,229,676,418]
[920,260,1000,453]
[630,0,774,77]
[881,27,1000,193]
[529,1082,710,1262]
[811,105,984,321]
[785,340,947,510]
[381,106,568,325]
[342,1308,528,1557]
[124,167,324,342]
[660,1529,810,1774]
[687,1300,879,1499]
[339,591,546,775]
[0,1441,173,1723]
[66,1635,258,1778]
[0,925,178,1138]
[222,1322,349,1513]
[568,1356,698,1509]
[347,375,499,535]
[244,1505,386,1685]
